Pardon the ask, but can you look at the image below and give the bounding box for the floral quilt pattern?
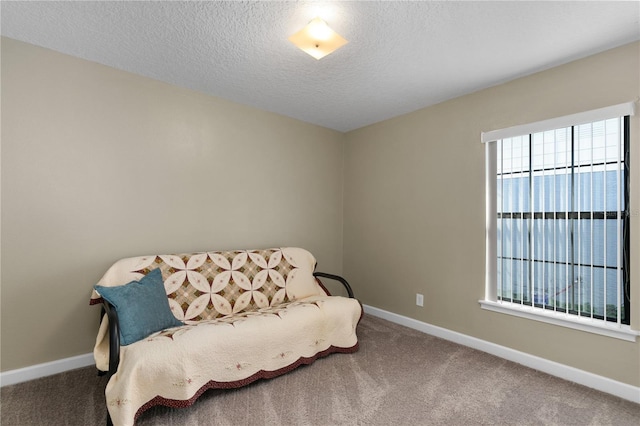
[91,248,310,323]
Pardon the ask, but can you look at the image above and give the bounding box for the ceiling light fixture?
[288,17,348,60]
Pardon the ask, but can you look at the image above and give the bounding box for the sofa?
[90,247,362,426]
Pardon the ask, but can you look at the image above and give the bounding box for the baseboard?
[363,304,640,404]
[0,353,95,387]
[3,309,639,404]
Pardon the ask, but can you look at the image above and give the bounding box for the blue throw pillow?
[95,268,183,345]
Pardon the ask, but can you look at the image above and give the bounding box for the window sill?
[479,300,639,342]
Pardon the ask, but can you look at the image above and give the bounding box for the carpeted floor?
[2,314,639,425]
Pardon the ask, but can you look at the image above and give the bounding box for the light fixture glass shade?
[288,17,348,60]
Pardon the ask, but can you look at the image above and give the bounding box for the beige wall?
[2,35,639,389]
[344,41,640,387]
[0,38,345,371]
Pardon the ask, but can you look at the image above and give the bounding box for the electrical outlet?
[416,293,424,307]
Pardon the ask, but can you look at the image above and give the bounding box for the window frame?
[481,103,638,342]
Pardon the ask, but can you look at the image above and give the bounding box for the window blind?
[481,101,636,143]
[484,102,634,327]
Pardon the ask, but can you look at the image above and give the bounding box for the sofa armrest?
[102,301,121,378]
[312,272,354,298]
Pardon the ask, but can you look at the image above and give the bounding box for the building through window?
[481,102,635,337]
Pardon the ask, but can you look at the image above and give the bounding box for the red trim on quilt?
[133,343,360,421]
[90,297,103,306]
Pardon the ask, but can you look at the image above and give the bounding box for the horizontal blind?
[481,101,636,143]
[494,116,628,325]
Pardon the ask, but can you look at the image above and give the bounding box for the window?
[481,103,637,341]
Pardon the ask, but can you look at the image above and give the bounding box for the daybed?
[90,247,362,426]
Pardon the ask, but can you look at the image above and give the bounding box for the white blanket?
[91,248,362,425]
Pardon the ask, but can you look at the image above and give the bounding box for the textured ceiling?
[2,1,639,132]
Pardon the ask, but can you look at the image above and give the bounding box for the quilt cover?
[90,247,361,425]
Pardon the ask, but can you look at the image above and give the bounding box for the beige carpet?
[2,314,639,425]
